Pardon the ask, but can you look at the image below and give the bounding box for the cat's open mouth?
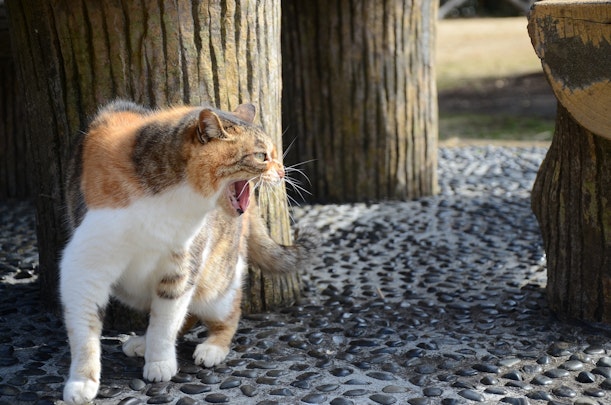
[228,181,250,215]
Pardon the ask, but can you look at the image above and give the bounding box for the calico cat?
[60,100,314,405]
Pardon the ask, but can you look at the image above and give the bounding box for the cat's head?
[184,104,284,217]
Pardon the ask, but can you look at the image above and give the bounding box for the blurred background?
[437,0,556,145]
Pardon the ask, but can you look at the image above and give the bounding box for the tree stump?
[281,0,438,203]
[7,0,297,326]
[528,0,611,323]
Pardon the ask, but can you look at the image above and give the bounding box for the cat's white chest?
[63,183,217,310]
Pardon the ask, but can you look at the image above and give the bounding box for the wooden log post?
[528,0,611,323]
[0,3,29,199]
[281,0,438,203]
[7,0,297,326]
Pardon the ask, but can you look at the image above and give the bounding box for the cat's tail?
[247,206,318,274]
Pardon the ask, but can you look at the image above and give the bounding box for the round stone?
[330,398,354,405]
[269,388,293,396]
[484,387,507,395]
[576,371,596,383]
[343,389,368,397]
[382,385,408,394]
[204,393,229,403]
[593,367,611,378]
[369,394,397,405]
[302,393,327,404]
[129,379,147,391]
[597,357,611,367]
[118,398,142,405]
[200,375,221,384]
[544,368,570,379]
[497,358,521,368]
[584,388,605,397]
[219,377,241,389]
[531,375,552,386]
[97,387,122,398]
[172,373,193,383]
[499,398,529,405]
[481,376,498,385]
[458,389,484,402]
[407,398,428,405]
[366,371,396,381]
[473,363,500,374]
[240,385,257,397]
[502,371,522,381]
[527,390,553,401]
[423,387,443,397]
[600,378,611,390]
[552,385,577,398]
[176,398,199,405]
[0,384,19,396]
[560,360,583,371]
[316,384,339,392]
[180,384,211,395]
[147,395,174,404]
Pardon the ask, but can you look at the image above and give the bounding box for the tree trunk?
[0,3,29,199]
[531,104,611,323]
[281,0,438,203]
[529,0,611,324]
[7,0,297,326]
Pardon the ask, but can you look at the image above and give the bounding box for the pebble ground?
[1,146,610,405]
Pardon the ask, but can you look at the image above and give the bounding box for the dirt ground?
[438,71,557,120]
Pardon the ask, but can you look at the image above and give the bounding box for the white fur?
[61,183,221,405]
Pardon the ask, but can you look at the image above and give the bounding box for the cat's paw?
[193,342,229,368]
[63,377,99,405]
[143,358,177,382]
[123,335,146,357]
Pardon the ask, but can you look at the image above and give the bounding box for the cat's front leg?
[60,254,115,404]
[143,283,193,382]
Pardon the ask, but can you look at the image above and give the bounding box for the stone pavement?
[1,146,610,405]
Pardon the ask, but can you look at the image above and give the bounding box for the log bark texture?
[529,0,611,323]
[281,0,438,203]
[6,0,297,324]
[531,104,611,323]
[0,4,29,199]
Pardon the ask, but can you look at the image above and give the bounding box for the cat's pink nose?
[277,167,285,179]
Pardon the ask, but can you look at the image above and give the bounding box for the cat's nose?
[276,167,285,179]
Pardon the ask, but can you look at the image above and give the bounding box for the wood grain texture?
[531,104,611,323]
[528,0,611,139]
[281,0,438,203]
[7,0,297,315]
[0,4,29,199]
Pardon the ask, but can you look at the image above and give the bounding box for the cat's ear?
[197,109,226,144]
[233,103,256,123]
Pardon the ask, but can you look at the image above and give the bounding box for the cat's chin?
[224,180,251,216]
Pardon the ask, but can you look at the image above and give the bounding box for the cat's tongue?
[232,181,250,215]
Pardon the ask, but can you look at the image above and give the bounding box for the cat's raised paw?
[143,358,177,382]
[193,342,229,368]
[123,335,146,357]
[63,378,99,405]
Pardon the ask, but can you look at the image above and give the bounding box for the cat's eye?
[254,152,268,162]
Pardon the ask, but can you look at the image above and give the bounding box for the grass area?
[439,114,554,142]
[436,17,554,143]
[436,17,542,91]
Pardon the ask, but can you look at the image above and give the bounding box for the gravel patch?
[1,146,610,405]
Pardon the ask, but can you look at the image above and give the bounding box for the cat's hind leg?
[123,334,146,357]
[191,287,242,368]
